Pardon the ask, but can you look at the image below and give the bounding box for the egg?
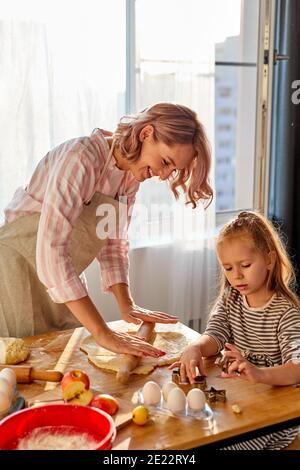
[167,387,186,413]
[142,381,161,405]
[187,388,206,411]
[162,381,177,401]
[0,390,10,413]
[0,368,16,388]
[0,377,12,399]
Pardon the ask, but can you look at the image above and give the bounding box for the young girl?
[171,211,300,450]
[0,103,213,358]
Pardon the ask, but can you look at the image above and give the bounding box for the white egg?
[0,377,12,399]
[142,381,161,405]
[187,388,206,411]
[167,387,186,413]
[0,368,16,388]
[0,390,10,413]
[162,381,177,401]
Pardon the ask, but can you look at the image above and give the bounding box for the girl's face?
[217,235,273,302]
[128,125,195,182]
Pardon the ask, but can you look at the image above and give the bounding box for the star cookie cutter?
[204,386,226,403]
[214,352,233,374]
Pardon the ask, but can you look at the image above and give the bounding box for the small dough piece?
[231,404,242,414]
[0,338,29,364]
[80,331,188,376]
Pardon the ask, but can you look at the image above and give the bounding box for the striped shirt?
[206,286,300,450]
[4,130,140,303]
[205,286,300,365]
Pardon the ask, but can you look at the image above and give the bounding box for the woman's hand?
[65,296,165,358]
[169,342,206,384]
[96,327,166,358]
[221,343,264,383]
[120,304,178,325]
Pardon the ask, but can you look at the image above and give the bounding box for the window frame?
[126,0,276,230]
[253,0,276,215]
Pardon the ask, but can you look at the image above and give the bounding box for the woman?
[0,103,213,356]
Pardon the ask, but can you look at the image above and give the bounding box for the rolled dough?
[80,331,187,375]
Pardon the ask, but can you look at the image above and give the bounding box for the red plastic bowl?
[0,404,116,450]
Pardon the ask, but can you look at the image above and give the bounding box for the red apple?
[90,394,119,416]
[67,389,94,406]
[61,369,92,405]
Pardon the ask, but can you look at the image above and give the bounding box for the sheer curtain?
[129,0,219,330]
[0,0,126,221]
[0,0,239,328]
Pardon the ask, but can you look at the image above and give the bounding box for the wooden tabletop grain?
[15,321,300,450]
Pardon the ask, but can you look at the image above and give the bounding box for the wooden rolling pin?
[0,365,63,384]
[116,322,155,384]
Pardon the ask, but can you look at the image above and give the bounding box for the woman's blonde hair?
[217,211,300,308]
[114,102,213,208]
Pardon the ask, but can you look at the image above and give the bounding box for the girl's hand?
[120,304,178,325]
[169,342,206,384]
[98,327,166,358]
[221,343,264,383]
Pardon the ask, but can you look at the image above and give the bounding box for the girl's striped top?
[205,286,300,450]
[205,286,300,365]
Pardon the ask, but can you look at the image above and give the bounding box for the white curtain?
[129,0,219,329]
[0,0,241,329]
[0,0,126,221]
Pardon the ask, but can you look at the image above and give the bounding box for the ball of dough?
[0,338,29,364]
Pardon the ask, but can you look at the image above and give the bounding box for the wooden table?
[16,321,300,450]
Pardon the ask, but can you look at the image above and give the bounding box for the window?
[0,0,126,218]
[218,124,232,132]
[1,0,265,235]
[219,107,232,116]
[218,140,231,148]
[130,0,260,226]
[218,87,232,97]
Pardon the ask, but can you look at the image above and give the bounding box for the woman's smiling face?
[128,125,195,182]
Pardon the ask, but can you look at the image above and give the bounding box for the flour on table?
[80,331,187,375]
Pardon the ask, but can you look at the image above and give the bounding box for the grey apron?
[0,141,126,337]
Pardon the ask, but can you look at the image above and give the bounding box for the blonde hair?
[114,103,213,209]
[216,211,300,308]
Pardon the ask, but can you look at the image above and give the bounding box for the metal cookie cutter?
[204,386,226,403]
[172,368,207,393]
[215,350,241,376]
[171,369,226,402]
[214,352,232,374]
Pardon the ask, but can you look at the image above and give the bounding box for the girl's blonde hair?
[114,102,213,208]
[217,211,299,308]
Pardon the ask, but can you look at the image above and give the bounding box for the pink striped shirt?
[4,130,140,303]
